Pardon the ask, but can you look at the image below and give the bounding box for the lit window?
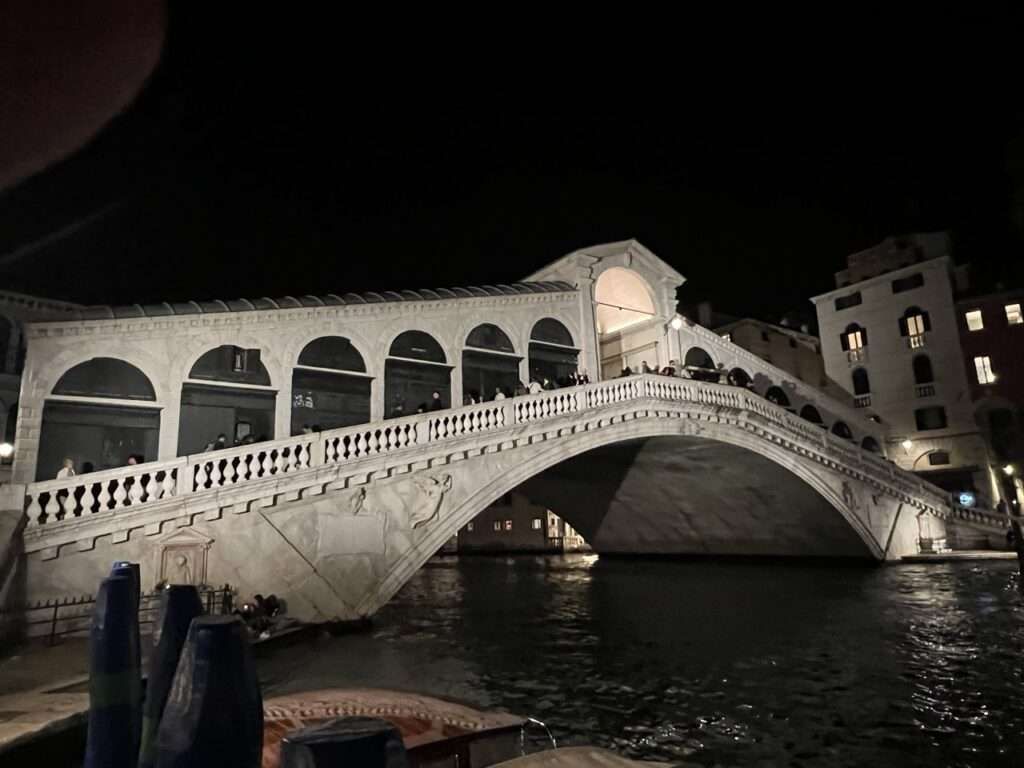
[493,520,501,531]
[846,329,864,350]
[965,310,984,331]
[1006,304,1022,325]
[974,356,996,384]
[231,347,247,372]
[504,519,513,531]
[906,314,926,336]
[467,522,474,532]
[532,518,542,530]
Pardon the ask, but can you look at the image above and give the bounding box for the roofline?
[713,317,820,343]
[29,281,579,324]
[809,255,952,304]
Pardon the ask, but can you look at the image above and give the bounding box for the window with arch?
[839,324,867,359]
[831,421,853,440]
[799,404,823,425]
[912,355,934,385]
[189,345,271,386]
[727,368,751,388]
[851,368,870,396]
[899,306,930,348]
[861,436,882,453]
[528,319,578,386]
[463,324,520,403]
[684,347,718,381]
[292,337,371,434]
[180,346,276,455]
[764,386,790,407]
[386,330,451,417]
[40,359,160,480]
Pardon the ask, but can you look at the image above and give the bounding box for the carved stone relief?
[157,528,213,586]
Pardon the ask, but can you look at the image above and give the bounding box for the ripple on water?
[258,556,1024,767]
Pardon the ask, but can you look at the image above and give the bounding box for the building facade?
[956,289,1024,509]
[456,491,589,553]
[811,234,992,503]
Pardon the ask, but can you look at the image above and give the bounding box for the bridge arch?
[366,416,889,614]
[291,336,372,434]
[462,323,521,402]
[528,318,578,386]
[385,329,452,417]
[800,404,824,425]
[38,357,160,481]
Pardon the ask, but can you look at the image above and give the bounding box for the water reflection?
[259,556,1024,767]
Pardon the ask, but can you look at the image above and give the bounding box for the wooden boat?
[261,688,530,768]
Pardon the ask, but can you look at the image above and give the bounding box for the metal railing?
[2,584,234,644]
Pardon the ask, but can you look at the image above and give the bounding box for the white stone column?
[575,274,600,381]
[369,375,384,422]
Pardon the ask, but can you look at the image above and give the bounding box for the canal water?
[260,555,1024,767]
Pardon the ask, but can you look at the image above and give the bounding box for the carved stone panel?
[157,528,214,586]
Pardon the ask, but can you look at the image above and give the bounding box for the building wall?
[956,290,1024,508]
[813,255,989,495]
[714,319,852,405]
[456,491,558,552]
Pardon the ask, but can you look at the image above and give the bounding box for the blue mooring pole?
[155,615,263,768]
[83,574,141,768]
[138,584,203,768]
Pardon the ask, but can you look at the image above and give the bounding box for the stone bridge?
[0,240,1009,622]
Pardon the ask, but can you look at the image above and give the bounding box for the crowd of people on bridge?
[462,371,592,405]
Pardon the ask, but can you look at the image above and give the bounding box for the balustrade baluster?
[162,470,176,498]
[145,473,160,501]
[77,483,94,515]
[26,495,42,526]
[272,449,285,474]
[112,481,128,510]
[129,477,144,505]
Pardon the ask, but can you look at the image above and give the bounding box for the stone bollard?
[139,585,204,768]
[155,616,263,768]
[279,717,410,768]
[83,574,141,768]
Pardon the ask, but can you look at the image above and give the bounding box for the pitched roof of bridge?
[57,281,578,321]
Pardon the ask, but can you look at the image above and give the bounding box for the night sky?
[1,8,1022,325]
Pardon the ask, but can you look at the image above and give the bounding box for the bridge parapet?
[679,320,886,445]
[18,375,1007,549]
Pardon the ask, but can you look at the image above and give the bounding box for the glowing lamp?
[1003,464,1016,477]
[670,316,684,331]
[0,442,12,459]
[901,439,913,452]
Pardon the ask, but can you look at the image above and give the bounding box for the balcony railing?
[907,333,927,349]
[914,384,936,398]
[853,395,872,408]
[847,348,867,364]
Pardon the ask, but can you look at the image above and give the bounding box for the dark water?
[260,556,1024,767]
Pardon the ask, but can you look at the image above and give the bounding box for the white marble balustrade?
[21,374,1002,532]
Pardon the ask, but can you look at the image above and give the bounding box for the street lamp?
[901,439,913,453]
[1004,464,1016,477]
[670,315,683,331]
[0,442,13,459]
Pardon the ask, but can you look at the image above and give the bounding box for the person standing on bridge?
[430,391,445,411]
[493,387,506,400]
[56,457,76,479]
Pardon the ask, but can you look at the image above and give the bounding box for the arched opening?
[39,358,160,480]
[764,386,790,407]
[386,331,451,418]
[831,421,853,440]
[179,346,275,455]
[291,337,371,434]
[684,347,718,382]
[4,401,16,443]
[800,404,823,425]
[595,268,658,378]
[852,367,870,396]
[462,324,521,403]
[727,367,751,387]
[528,319,578,387]
[912,354,934,384]
[861,436,882,453]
